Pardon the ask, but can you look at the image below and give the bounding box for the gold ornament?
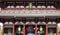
[29,3,32,8]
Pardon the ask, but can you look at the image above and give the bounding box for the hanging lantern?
[38,26,43,34]
[0,22,3,35]
[18,26,21,34]
[39,26,43,32]
[29,3,32,8]
[58,23,60,33]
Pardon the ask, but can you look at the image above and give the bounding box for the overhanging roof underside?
[0,14,60,17]
[2,0,60,2]
[0,10,60,17]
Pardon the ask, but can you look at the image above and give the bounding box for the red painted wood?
[23,25,25,35]
[12,24,14,35]
[1,22,58,35]
[2,23,4,35]
[35,24,37,35]
[56,23,58,35]
[46,24,48,35]
[2,25,4,35]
